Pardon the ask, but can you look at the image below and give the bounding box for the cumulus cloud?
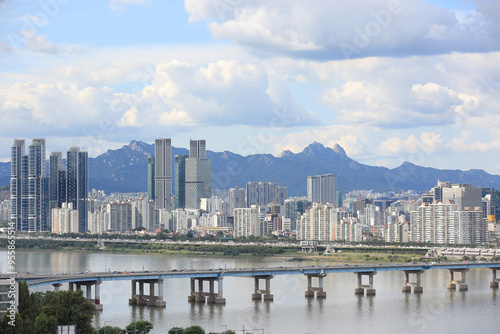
[185,0,499,59]
[378,131,445,156]
[0,59,319,143]
[132,59,320,127]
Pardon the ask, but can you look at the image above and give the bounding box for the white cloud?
[270,124,373,156]
[378,131,445,156]
[184,0,499,59]
[19,29,82,54]
[0,41,12,54]
[132,59,320,127]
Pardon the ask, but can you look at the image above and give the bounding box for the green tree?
[96,326,124,334]
[34,313,58,334]
[183,326,205,334]
[0,312,24,334]
[168,327,185,334]
[126,321,153,334]
[40,290,95,334]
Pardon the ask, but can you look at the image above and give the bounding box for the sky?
[0,0,500,174]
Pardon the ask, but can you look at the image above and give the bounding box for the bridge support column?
[129,280,165,307]
[52,283,62,292]
[94,281,103,310]
[402,270,424,293]
[490,268,500,289]
[304,273,327,298]
[354,272,376,296]
[70,280,103,311]
[447,269,469,291]
[252,275,274,301]
[188,277,225,304]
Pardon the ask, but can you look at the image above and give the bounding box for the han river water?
[1,249,500,333]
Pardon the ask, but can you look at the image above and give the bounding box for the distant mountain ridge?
[1,140,500,196]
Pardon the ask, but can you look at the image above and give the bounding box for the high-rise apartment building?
[28,139,49,232]
[10,139,27,231]
[297,202,334,241]
[11,139,50,232]
[246,182,287,207]
[307,174,336,205]
[410,202,486,244]
[233,205,260,238]
[66,147,88,233]
[154,138,172,210]
[228,186,246,213]
[49,152,63,220]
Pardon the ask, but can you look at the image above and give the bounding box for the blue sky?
[1,0,500,175]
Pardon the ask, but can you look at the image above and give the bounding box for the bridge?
[8,262,500,310]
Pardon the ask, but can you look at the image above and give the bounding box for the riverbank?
[0,237,431,264]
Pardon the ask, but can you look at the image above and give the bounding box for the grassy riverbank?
[0,237,432,264]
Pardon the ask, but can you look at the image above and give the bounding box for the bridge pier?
[490,268,500,288]
[354,272,376,296]
[187,277,226,304]
[402,270,424,293]
[447,269,469,291]
[304,273,327,298]
[129,279,166,307]
[52,283,62,292]
[68,280,103,310]
[252,275,274,301]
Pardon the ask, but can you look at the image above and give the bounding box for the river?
[1,249,499,334]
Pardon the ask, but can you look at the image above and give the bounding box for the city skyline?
[0,1,499,175]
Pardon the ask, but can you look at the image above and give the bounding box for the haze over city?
[1,0,500,174]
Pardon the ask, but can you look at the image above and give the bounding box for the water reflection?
[3,250,500,334]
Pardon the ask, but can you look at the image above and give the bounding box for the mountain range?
[0,141,499,196]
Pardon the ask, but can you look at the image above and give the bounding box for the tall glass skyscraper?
[174,155,187,209]
[185,139,211,210]
[67,147,88,233]
[147,155,155,201]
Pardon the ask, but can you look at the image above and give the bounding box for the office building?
[442,184,482,210]
[284,197,309,231]
[49,152,63,224]
[154,138,173,210]
[174,155,187,209]
[66,147,88,233]
[189,139,206,159]
[184,139,211,209]
[307,174,336,205]
[147,156,155,201]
